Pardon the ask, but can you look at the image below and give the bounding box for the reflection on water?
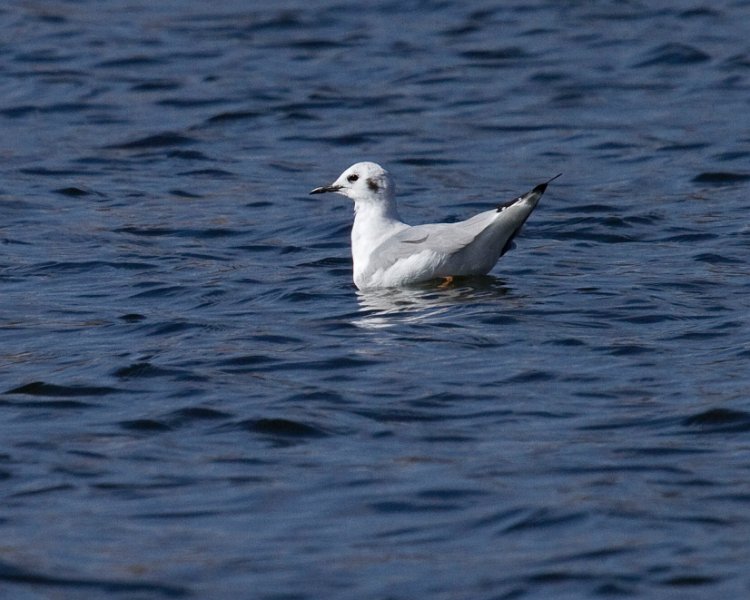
[353,276,509,329]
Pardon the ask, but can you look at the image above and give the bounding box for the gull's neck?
[353,194,401,224]
[352,196,403,240]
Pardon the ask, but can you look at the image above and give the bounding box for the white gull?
[310,162,560,290]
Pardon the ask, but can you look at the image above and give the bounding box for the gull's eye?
[347,174,359,183]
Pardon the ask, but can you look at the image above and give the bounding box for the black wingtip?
[496,173,563,212]
[532,173,563,195]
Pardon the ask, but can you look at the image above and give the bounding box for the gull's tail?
[495,173,562,256]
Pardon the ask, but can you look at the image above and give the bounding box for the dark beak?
[310,184,342,195]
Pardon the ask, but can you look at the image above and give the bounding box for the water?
[2,1,750,598]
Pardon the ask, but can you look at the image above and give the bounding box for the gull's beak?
[310,184,342,195]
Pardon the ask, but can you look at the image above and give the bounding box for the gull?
[310,162,560,290]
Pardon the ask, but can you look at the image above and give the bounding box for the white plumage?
[310,162,559,290]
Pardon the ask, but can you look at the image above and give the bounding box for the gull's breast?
[357,249,445,290]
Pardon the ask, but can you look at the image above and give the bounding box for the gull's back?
[355,190,540,289]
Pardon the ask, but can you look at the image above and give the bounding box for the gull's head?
[310,162,395,205]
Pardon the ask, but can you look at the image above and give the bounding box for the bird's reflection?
[353,275,510,329]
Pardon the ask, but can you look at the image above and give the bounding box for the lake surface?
[2,1,750,598]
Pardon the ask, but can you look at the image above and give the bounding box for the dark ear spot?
[367,178,379,192]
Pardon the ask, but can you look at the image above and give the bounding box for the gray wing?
[367,211,495,270]
[361,179,552,281]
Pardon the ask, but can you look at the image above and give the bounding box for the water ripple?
[2,1,750,598]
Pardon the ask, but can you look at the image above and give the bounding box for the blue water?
[2,1,750,598]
